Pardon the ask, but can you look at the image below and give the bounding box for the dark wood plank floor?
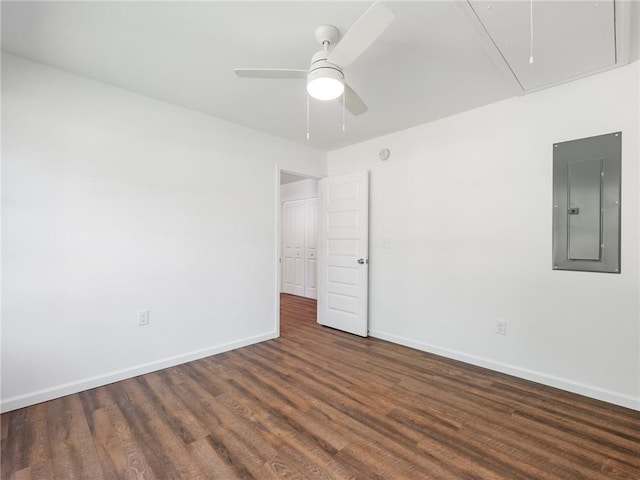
[2,293,639,479]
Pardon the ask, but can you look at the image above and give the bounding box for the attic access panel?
[552,132,621,273]
[469,0,616,91]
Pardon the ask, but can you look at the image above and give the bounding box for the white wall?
[1,54,326,412]
[328,62,640,410]
[280,178,318,203]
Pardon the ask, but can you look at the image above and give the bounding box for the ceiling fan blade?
[327,2,394,69]
[337,83,368,116]
[234,69,308,79]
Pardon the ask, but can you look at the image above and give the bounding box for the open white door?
[318,171,369,337]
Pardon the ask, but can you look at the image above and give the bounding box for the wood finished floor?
[2,294,639,479]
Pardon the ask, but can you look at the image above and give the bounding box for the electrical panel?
[552,132,621,273]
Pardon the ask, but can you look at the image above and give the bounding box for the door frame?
[274,165,322,337]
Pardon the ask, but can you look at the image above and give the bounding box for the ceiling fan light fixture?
[307,67,344,101]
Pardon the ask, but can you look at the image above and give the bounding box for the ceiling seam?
[464,1,525,92]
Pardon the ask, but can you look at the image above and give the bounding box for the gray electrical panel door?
[552,132,621,273]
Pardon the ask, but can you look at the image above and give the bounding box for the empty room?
[1,1,639,479]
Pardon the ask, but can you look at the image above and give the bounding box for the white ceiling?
[2,1,638,152]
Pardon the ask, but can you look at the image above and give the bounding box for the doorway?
[276,169,370,338]
[278,170,320,335]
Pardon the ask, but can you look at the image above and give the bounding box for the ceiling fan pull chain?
[306,92,310,140]
[529,0,534,64]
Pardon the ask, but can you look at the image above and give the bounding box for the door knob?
[357,258,368,264]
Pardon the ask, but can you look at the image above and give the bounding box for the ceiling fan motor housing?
[307,50,345,100]
[309,50,342,72]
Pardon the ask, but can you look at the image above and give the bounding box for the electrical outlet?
[137,309,150,326]
[496,319,506,335]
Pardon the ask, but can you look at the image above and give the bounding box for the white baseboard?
[368,329,639,411]
[0,331,277,413]
[5,329,637,413]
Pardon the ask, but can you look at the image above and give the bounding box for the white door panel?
[307,258,317,295]
[282,197,318,299]
[305,198,318,299]
[318,171,369,337]
[282,200,305,296]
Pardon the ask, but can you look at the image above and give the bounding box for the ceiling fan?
[234,2,394,117]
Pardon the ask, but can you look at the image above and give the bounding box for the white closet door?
[282,200,305,296]
[304,198,318,299]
